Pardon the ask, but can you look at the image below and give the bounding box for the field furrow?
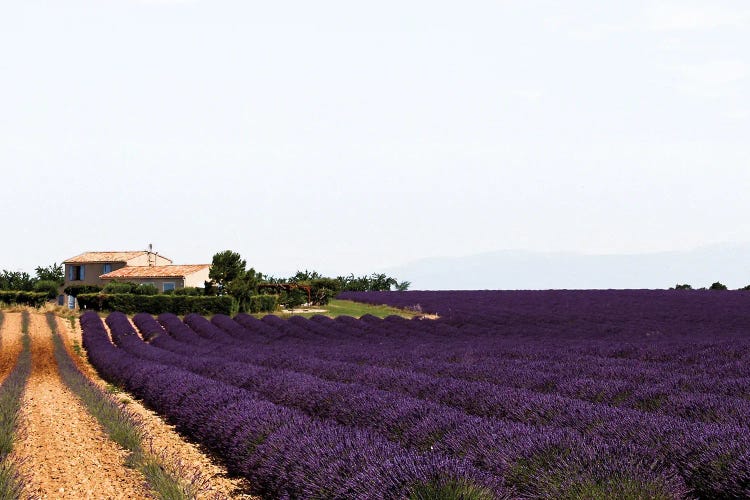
[14,313,148,499]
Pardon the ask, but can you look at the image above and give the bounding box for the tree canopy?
[209,250,247,295]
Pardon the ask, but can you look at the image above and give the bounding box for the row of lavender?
[81,311,504,499]
[81,296,750,498]
[338,289,750,337]
[99,311,689,498]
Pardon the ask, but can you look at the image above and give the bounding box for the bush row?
[77,293,237,315]
[0,291,48,308]
[75,293,278,315]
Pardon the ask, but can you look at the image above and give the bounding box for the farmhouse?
[100,264,211,292]
[63,250,210,308]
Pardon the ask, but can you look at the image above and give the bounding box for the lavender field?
[82,290,750,499]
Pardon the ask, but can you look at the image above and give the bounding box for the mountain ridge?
[382,243,750,290]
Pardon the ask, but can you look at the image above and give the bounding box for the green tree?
[209,250,247,295]
[395,280,411,291]
[227,268,263,312]
[34,280,60,299]
[35,263,64,285]
[672,284,692,290]
[0,270,34,291]
[709,281,728,290]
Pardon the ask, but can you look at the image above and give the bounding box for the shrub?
[63,284,102,297]
[279,289,308,309]
[76,293,236,315]
[0,291,48,308]
[102,281,159,295]
[672,284,692,290]
[709,282,728,291]
[33,280,60,299]
[248,294,279,313]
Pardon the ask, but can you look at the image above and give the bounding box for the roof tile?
[100,264,210,279]
[64,251,173,264]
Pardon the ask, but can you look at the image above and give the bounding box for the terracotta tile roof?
[64,251,173,264]
[100,264,210,280]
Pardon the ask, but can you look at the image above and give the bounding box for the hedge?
[247,294,279,313]
[0,291,49,308]
[76,293,237,315]
[63,284,103,297]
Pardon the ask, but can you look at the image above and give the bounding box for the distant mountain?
[383,243,750,290]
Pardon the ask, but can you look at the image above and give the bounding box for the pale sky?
[1,1,748,280]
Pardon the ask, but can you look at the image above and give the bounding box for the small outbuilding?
[100,264,211,293]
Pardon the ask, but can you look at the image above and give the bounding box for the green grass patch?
[269,298,422,319]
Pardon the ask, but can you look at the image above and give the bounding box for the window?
[163,282,176,292]
[68,265,85,281]
[102,263,112,274]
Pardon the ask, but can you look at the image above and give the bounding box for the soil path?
[13,313,149,499]
[0,312,24,382]
[56,315,254,499]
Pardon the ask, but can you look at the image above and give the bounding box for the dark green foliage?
[289,270,324,282]
[279,288,308,309]
[209,250,247,295]
[34,263,64,285]
[0,291,48,308]
[76,293,237,315]
[0,271,34,291]
[672,284,693,290]
[102,281,158,295]
[709,281,728,290]
[33,279,60,299]
[102,281,137,294]
[335,273,400,292]
[739,285,750,291]
[173,287,204,296]
[274,271,410,306]
[248,294,278,313]
[227,268,263,313]
[308,278,339,306]
[63,284,102,297]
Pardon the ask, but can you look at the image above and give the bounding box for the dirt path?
[0,312,24,382]
[13,313,149,499]
[54,315,254,499]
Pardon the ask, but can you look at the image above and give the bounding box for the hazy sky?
[2,1,748,280]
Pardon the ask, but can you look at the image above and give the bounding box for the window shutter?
[69,266,74,281]
[80,265,85,280]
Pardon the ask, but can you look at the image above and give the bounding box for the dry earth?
[0,313,24,382]
[0,312,256,499]
[55,315,254,499]
[12,312,148,498]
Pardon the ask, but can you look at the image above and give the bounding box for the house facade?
[63,250,210,308]
[63,251,173,289]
